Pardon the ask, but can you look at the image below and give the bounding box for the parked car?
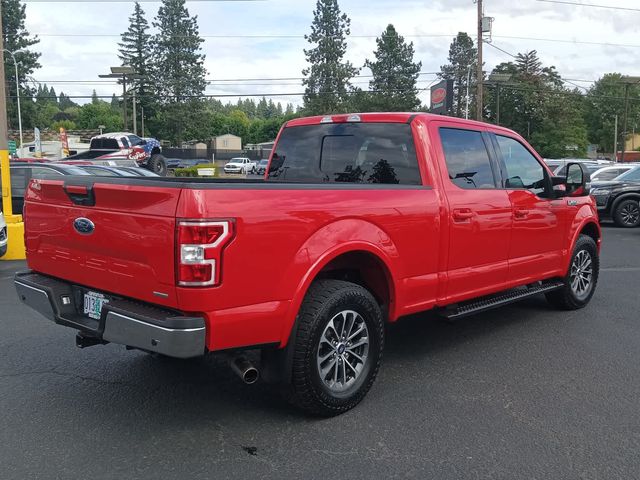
[256,159,270,175]
[64,132,167,176]
[0,162,89,214]
[224,157,256,174]
[15,112,600,416]
[554,161,604,177]
[591,165,640,227]
[590,164,638,182]
[166,158,211,169]
[0,212,6,258]
[76,165,127,177]
[116,167,160,177]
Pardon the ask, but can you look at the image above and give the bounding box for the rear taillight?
[176,220,234,287]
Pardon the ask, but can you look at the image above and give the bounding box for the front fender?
[564,203,601,272]
[277,218,401,347]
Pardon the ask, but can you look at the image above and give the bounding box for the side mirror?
[565,162,591,197]
[139,140,147,146]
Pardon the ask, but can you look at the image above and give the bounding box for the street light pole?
[465,64,472,120]
[3,49,23,152]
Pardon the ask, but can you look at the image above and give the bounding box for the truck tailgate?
[24,178,181,308]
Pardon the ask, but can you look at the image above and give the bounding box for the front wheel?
[546,234,599,310]
[286,279,384,416]
[147,154,167,176]
[613,199,640,228]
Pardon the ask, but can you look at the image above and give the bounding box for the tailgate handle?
[64,183,96,206]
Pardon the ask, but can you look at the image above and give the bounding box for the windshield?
[617,167,640,182]
[259,160,269,166]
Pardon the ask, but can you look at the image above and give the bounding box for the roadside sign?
[34,127,42,158]
[8,140,17,155]
[59,127,69,157]
[430,79,454,115]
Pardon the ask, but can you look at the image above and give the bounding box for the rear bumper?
[14,272,206,358]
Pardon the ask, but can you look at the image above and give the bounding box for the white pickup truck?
[223,157,257,174]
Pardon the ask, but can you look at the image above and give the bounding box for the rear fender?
[277,219,400,347]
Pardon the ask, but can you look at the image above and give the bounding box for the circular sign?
[431,87,447,104]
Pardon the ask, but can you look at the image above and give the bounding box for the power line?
[24,31,640,50]
[484,41,516,58]
[535,0,640,12]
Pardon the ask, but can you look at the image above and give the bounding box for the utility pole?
[614,114,618,161]
[0,2,14,219]
[476,0,483,121]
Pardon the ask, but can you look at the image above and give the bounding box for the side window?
[439,128,496,189]
[496,135,546,196]
[9,168,27,196]
[128,135,142,146]
[30,167,62,179]
[121,137,130,148]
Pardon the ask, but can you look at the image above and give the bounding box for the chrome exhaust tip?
[229,356,259,384]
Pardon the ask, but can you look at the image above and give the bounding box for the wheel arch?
[611,193,640,215]
[278,221,401,348]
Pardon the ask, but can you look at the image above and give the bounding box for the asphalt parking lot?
[1,224,639,479]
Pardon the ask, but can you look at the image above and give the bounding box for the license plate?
[83,291,109,320]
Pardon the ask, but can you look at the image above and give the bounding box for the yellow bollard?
[1,149,26,260]
[2,219,25,260]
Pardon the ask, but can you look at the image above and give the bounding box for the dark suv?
[591,166,640,227]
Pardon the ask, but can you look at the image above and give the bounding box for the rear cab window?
[268,123,422,185]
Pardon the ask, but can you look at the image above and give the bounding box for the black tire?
[545,235,599,310]
[612,199,640,228]
[286,279,384,416]
[147,154,167,176]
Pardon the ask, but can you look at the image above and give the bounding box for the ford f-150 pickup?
[15,113,601,416]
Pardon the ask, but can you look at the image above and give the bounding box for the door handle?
[452,208,474,221]
[514,208,529,219]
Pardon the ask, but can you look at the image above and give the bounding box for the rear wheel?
[286,279,384,416]
[147,154,167,176]
[545,235,599,310]
[612,199,640,228]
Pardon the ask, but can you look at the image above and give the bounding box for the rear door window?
[439,128,497,189]
[268,123,421,185]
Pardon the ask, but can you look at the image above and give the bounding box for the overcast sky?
[21,0,640,107]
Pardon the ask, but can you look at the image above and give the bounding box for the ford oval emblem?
[73,217,95,235]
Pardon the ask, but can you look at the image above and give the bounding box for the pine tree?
[91,90,99,104]
[365,24,422,112]
[2,0,41,129]
[255,97,268,118]
[49,86,57,104]
[302,0,358,114]
[118,2,151,126]
[150,0,207,144]
[439,32,477,118]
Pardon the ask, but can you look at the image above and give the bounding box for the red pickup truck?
[15,113,600,416]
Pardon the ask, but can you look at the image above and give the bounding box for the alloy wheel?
[316,310,370,393]
[569,250,593,299]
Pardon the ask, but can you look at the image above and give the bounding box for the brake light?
[176,220,234,287]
